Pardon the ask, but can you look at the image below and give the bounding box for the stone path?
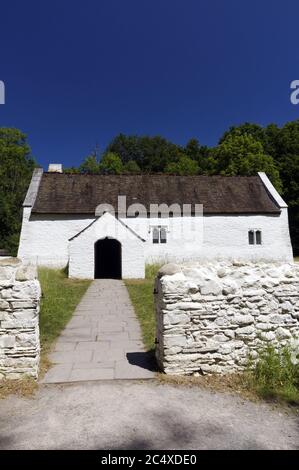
[42,280,155,383]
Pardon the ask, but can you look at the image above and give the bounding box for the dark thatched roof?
[31,173,280,215]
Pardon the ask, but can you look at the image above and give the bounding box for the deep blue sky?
[0,0,298,168]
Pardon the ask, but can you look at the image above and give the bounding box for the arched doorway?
[94,238,122,279]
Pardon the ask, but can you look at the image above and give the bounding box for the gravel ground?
[0,380,298,450]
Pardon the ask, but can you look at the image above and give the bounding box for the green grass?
[39,268,91,361]
[246,344,299,405]
[1,268,91,398]
[124,263,161,352]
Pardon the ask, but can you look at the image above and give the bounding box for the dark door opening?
[94,238,122,279]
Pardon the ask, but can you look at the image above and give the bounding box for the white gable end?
[69,212,145,279]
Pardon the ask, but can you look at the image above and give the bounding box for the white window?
[160,227,167,244]
[151,226,168,244]
[256,230,262,245]
[248,230,255,245]
[248,230,262,245]
[152,227,159,244]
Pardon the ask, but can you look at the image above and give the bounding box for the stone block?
[0,335,16,348]
[233,314,254,325]
[276,327,292,340]
[201,279,222,296]
[0,267,14,281]
[159,263,182,277]
[0,299,9,309]
[15,265,37,281]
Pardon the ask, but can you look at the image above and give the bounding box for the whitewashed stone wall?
[69,212,145,279]
[155,261,299,375]
[0,258,40,380]
[18,211,293,273]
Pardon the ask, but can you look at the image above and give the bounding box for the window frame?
[150,225,168,244]
[248,229,262,246]
[152,227,160,244]
[255,230,262,245]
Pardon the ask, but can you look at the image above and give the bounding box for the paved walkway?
[42,280,155,383]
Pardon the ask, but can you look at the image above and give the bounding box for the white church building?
[18,165,293,279]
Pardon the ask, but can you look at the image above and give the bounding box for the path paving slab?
[42,279,156,383]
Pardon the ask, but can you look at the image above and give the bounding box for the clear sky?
[0,0,299,168]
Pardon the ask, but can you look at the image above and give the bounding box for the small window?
[153,227,159,244]
[256,230,262,245]
[248,230,262,245]
[160,227,167,244]
[248,230,255,245]
[152,226,168,244]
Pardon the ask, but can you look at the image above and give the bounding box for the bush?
[247,343,299,404]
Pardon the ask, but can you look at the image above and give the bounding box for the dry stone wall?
[155,261,299,375]
[0,258,40,380]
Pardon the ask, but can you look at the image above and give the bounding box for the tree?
[0,128,35,254]
[64,166,80,174]
[272,121,299,254]
[123,160,141,174]
[212,133,282,191]
[79,154,100,174]
[185,138,215,174]
[99,152,123,174]
[185,138,201,160]
[219,122,266,145]
[106,134,185,172]
[165,155,199,175]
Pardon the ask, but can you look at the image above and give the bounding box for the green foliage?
[123,160,141,174]
[78,151,123,175]
[64,166,80,174]
[145,263,162,280]
[219,122,266,146]
[246,344,299,404]
[0,128,35,254]
[185,139,213,174]
[212,133,282,191]
[79,154,100,174]
[99,152,123,174]
[165,155,199,175]
[107,133,185,172]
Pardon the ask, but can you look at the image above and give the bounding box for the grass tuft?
[145,263,162,280]
[0,376,38,400]
[125,263,161,352]
[245,344,299,405]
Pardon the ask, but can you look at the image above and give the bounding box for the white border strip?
[258,172,287,208]
[23,168,44,207]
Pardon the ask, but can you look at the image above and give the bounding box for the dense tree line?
[0,128,35,255]
[1,121,299,255]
